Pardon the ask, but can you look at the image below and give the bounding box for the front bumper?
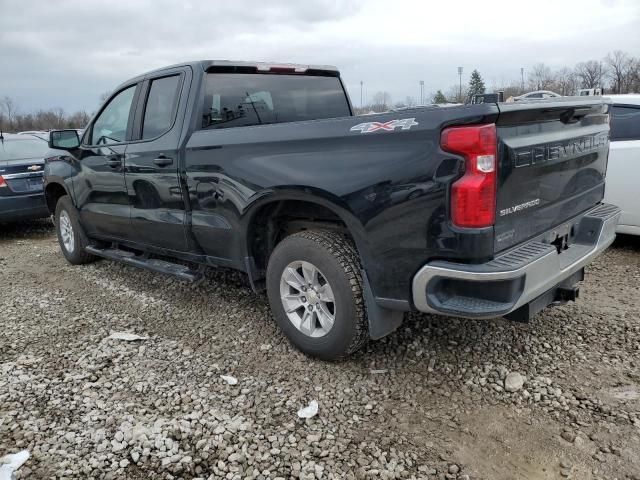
[412,203,621,319]
[0,193,49,222]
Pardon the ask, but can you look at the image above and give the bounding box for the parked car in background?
[603,94,640,235]
[0,133,51,222]
[512,90,561,101]
[578,88,603,96]
[17,130,49,140]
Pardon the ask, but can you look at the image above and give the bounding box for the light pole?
[457,67,463,101]
[520,68,525,93]
[419,80,424,105]
[360,81,363,109]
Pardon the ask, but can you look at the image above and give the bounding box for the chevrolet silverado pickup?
[44,60,620,359]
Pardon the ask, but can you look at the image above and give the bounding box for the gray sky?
[1,0,639,113]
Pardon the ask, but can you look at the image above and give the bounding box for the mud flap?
[362,270,404,340]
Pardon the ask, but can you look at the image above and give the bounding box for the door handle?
[106,156,121,168]
[153,156,173,167]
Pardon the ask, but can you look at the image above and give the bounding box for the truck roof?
[114,60,340,93]
[138,60,339,79]
[201,60,339,73]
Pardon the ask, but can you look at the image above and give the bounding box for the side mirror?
[49,129,80,150]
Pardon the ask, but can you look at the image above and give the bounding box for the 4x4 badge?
[350,118,418,134]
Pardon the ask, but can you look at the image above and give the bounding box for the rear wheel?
[54,196,96,265]
[266,230,368,360]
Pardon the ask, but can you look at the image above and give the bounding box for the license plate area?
[6,176,44,193]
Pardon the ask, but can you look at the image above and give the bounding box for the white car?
[603,94,640,235]
[512,90,561,101]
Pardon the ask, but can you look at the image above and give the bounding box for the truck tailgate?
[494,98,610,252]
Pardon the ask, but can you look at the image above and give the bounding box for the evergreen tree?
[432,90,447,104]
[468,70,486,98]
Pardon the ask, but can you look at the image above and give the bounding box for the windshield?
[0,137,50,161]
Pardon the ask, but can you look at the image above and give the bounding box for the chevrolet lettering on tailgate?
[511,132,609,168]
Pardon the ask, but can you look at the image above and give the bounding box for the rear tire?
[266,230,369,360]
[54,196,96,265]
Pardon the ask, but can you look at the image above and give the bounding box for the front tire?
[266,230,369,360]
[54,196,96,265]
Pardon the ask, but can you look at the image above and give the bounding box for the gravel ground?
[1,220,639,480]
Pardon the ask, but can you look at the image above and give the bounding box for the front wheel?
[266,230,369,360]
[54,196,96,265]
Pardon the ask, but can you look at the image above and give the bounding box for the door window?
[91,86,136,145]
[141,75,182,139]
[610,105,640,141]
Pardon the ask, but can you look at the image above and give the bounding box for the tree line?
[0,96,91,133]
[355,49,640,113]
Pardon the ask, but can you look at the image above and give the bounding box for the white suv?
[603,94,640,235]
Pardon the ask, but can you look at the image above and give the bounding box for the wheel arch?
[242,189,370,284]
[44,181,71,215]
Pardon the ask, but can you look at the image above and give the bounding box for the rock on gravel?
[219,374,238,385]
[107,331,149,341]
[297,400,319,419]
[504,372,525,392]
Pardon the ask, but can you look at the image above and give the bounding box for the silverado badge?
[350,118,418,134]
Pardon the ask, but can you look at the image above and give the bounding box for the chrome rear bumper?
[412,203,621,318]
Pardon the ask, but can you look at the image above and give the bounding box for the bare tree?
[404,96,417,107]
[554,67,578,96]
[575,60,606,89]
[445,84,468,103]
[2,96,18,129]
[67,110,91,128]
[629,58,640,93]
[528,63,555,91]
[489,81,522,101]
[605,51,633,94]
[371,91,392,112]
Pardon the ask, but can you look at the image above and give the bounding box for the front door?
[74,84,139,240]
[124,69,190,252]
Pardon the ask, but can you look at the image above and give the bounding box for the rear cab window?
[202,72,351,129]
[610,105,640,141]
[142,75,182,139]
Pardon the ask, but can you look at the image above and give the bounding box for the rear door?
[124,67,190,252]
[494,98,610,252]
[604,103,640,229]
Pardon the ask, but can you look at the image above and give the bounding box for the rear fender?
[243,189,403,339]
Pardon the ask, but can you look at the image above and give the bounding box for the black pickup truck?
[44,60,620,359]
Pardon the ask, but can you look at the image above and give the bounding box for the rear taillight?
[441,123,497,228]
[0,176,6,188]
